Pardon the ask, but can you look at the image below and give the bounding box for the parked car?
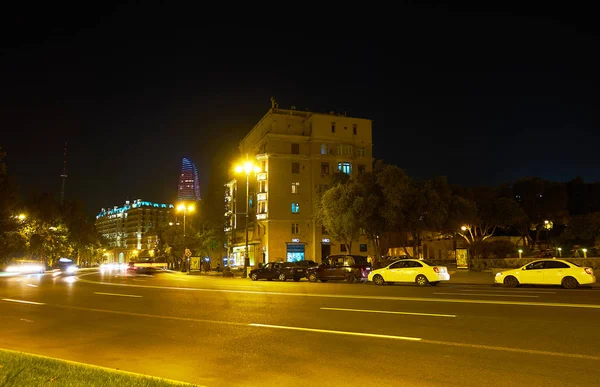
[495,258,596,289]
[306,255,371,283]
[250,262,305,281]
[293,260,319,275]
[368,259,450,286]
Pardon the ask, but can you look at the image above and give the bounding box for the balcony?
[256,213,268,220]
[257,193,267,201]
[257,173,267,181]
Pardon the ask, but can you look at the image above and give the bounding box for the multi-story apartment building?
[95,199,174,263]
[224,100,374,266]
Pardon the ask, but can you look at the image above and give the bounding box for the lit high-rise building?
[178,157,201,202]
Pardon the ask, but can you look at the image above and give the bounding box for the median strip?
[320,307,456,318]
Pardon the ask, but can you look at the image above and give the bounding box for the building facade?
[178,157,201,202]
[95,199,174,263]
[225,101,374,266]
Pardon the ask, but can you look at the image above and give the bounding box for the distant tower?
[60,142,68,205]
[177,157,201,202]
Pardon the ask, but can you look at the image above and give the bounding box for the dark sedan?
[306,255,371,283]
[249,262,305,281]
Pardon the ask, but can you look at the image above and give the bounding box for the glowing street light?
[557,247,562,257]
[234,159,261,277]
[461,225,468,231]
[176,203,195,273]
[582,248,588,258]
[18,214,26,220]
[518,249,523,258]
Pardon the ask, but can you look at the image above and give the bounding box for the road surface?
[1,269,600,386]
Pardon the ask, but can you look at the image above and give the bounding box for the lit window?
[291,223,299,234]
[291,182,299,194]
[291,203,300,213]
[321,144,328,155]
[338,162,352,175]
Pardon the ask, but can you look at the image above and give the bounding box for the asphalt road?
[1,269,600,387]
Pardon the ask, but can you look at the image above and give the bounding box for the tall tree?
[315,182,364,254]
[513,177,569,250]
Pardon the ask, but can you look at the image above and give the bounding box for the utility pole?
[60,142,68,205]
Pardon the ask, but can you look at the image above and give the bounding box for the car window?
[406,261,423,268]
[525,261,546,270]
[389,261,407,269]
[420,260,437,267]
[344,257,355,266]
[545,261,570,269]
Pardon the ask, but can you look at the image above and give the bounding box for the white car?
[368,259,450,286]
[495,259,596,289]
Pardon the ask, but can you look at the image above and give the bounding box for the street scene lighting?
[234,160,261,277]
[176,203,195,273]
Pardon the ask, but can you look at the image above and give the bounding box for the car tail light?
[433,267,439,273]
[585,268,593,275]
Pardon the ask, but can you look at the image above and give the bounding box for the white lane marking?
[421,339,600,361]
[249,323,422,342]
[76,273,600,309]
[321,307,456,318]
[132,279,146,282]
[93,292,142,298]
[251,323,600,361]
[434,292,539,298]
[27,284,38,288]
[20,318,34,323]
[1,298,45,305]
[459,289,555,294]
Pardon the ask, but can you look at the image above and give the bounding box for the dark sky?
[2,3,599,216]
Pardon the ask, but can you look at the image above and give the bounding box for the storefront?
[286,242,305,262]
[231,245,257,267]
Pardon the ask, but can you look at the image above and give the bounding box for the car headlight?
[66,266,77,273]
[495,272,502,276]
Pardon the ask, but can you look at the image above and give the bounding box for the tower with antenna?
[60,142,68,205]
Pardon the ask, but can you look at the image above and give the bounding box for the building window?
[358,164,366,174]
[360,244,367,252]
[321,144,328,155]
[322,226,328,235]
[331,122,336,133]
[320,162,330,176]
[257,201,266,214]
[336,144,352,156]
[291,182,299,194]
[353,124,357,135]
[291,143,300,154]
[292,162,300,174]
[358,147,365,157]
[291,203,300,213]
[291,223,299,234]
[259,180,266,193]
[360,228,367,235]
[340,244,347,252]
[338,162,352,175]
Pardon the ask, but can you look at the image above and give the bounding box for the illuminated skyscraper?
[178,157,201,202]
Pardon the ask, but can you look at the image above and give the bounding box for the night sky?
[2,3,599,216]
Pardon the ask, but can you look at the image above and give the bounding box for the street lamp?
[176,203,195,273]
[234,160,261,278]
[518,249,523,258]
[582,248,588,258]
[557,247,562,257]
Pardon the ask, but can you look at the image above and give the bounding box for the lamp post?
[582,248,588,258]
[518,249,523,259]
[557,247,562,257]
[176,203,195,273]
[234,160,261,278]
